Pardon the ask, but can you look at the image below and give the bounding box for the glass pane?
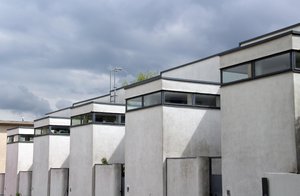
[7,136,14,143]
[71,115,82,126]
[95,114,118,124]
[296,52,300,69]
[41,127,49,135]
[35,128,42,135]
[50,126,70,135]
[127,97,142,110]
[121,115,125,124]
[255,53,290,76]
[82,113,93,124]
[164,92,192,105]
[195,94,220,107]
[144,92,161,107]
[14,135,19,142]
[19,135,34,142]
[222,63,251,83]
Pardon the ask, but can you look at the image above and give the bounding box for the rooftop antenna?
[110,67,123,103]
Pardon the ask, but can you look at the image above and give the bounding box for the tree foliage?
[122,71,158,86]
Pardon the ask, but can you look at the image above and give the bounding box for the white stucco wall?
[47,108,71,118]
[4,143,18,196]
[221,34,292,68]
[34,117,70,128]
[32,136,49,196]
[94,164,122,196]
[32,135,70,196]
[264,173,300,196]
[221,73,297,196]
[49,168,69,196]
[18,171,32,196]
[166,157,209,196]
[125,107,163,196]
[69,124,125,196]
[162,56,220,83]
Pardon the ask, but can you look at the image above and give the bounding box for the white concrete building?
[4,127,34,196]
[31,116,70,196]
[125,56,221,196]
[69,101,125,196]
[220,23,300,196]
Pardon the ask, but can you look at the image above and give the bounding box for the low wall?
[18,171,32,196]
[94,164,122,196]
[49,168,69,196]
[264,173,300,196]
[166,157,209,196]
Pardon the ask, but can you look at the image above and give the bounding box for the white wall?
[18,171,32,196]
[94,164,122,196]
[264,173,300,196]
[162,56,220,83]
[125,107,163,196]
[69,124,124,196]
[49,168,69,196]
[31,136,50,196]
[221,73,297,196]
[166,157,209,196]
[4,143,18,196]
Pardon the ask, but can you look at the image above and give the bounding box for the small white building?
[68,101,125,196]
[31,115,70,196]
[125,56,221,196]
[220,24,300,196]
[4,127,34,196]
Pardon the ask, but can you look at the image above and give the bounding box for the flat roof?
[0,120,33,126]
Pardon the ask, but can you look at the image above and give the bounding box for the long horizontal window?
[221,51,294,85]
[7,134,34,144]
[71,112,125,126]
[254,53,291,76]
[126,91,220,111]
[34,126,70,136]
[222,63,252,83]
[296,51,300,69]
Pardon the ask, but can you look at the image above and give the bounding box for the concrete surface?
[49,168,69,196]
[166,157,209,196]
[221,73,297,196]
[0,173,4,196]
[94,164,122,196]
[18,171,32,196]
[264,173,300,196]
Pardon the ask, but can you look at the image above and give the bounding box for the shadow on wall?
[181,110,221,157]
[108,137,125,164]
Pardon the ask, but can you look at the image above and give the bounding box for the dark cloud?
[1,0,300,120]
[0,84,51,116]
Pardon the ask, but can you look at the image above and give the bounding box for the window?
[7,136,14,144]
[82,113,93,124]
[50,126,70,135]
[254,53,291,76]
[121,115,125,124]
[144,92,161,107]
[222,63,252,83]
[127,97,143,110]
[195,94,220,108]
[95,113,117,124]
[19,135,34,142]
[296,51,300,69]
[164,91,193,105]
[71,115,81,126]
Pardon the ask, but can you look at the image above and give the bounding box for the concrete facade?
[220,26,300,196]
[166,157,209,196]
[264,173,300,196]
[125,57,221,196]
[94,164,122,196]
[4,127,34,196]
[18,171,32,196]
[49,168,69,196]
[69,102,125,196]
[31,117,70,196]
[0,121,33,173]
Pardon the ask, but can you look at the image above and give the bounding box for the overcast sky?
[1,0,300,121]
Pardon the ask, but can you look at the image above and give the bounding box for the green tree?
[122,71,158,86]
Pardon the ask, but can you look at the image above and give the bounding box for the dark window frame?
[71,112,125,127]
[7,134,34,144]
[221,50,297,86]
[34,125,70,137]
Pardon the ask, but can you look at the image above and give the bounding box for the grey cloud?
[0,84,51,116]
